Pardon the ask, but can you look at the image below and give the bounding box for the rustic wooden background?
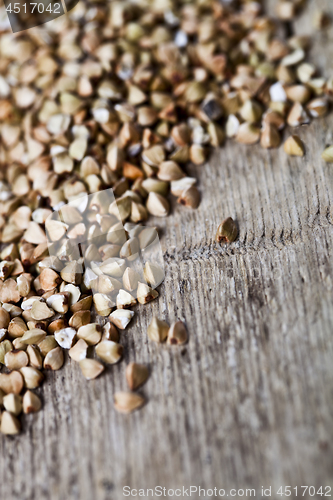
[0,1,333,499]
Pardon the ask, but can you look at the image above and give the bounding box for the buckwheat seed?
[216,217,238,244]
[79,359,104,380]
[167,321,188,346]
[44,347,64,371]
[126,363,149,391]
[96,341,123,365]
[23,391,42,414]
[0,411,21,435]
[114,392,145,414]
[147,317,169,343]
[284,135,305,157]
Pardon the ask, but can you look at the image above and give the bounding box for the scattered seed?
[23,222,47,245]
[167,321,188,345]
[20,367,44,389]
[71,296,93,314]
[307,98,328,118]
[146,192,170,217]
[96,341,123,364]
[0,261,14,280]
[313,10,330,30]
[0,0,329,432]
[0,370,24,394]
[44,347,64,370]
[147,317,169,343]
[79,359,104,380]
[0,411,21,435]
[45,219,68,242]
[31,301,54,321]
[47,294,69,314]
[12,338,26,351]
[60,262,82,285]
[114,392,145,413]
[5,349,29,370]
[137,282,159,304]
[63,284,81,306]
[260,123,281,149]
[8,317,28,339]
[110,309,134,330]
[190,144,206,165]
[26,345,43,370]
[119,238,140,260]
[126,363,149,391]
[77,324,102,346]
[69,339,89,362]
[99,258,126,278]
[177,186,200,209]
[39,269,62,291]
[122,268,140,292]
[138,227,159,250]
[102,323,119,343]
[0,340,13,365]
[0,307,10,329]
[216,217,238,244]
[38,336,57,357]
[116,290,136,309]
[287,103,310,127]
[17,275,31,297]
[158,161,184,181]
[0,279,20,303]
[284,135,305,157]
[93,293,115,317]
[23,390,42,414]
[21,329,46,345]
[3,393,23,416]
[236,123,261,145]
[321,145,333,162]
[55,328,77,349]
[143,262,164,288]
[142,145,165,167]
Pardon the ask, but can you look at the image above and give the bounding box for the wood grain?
[0,2,333,499]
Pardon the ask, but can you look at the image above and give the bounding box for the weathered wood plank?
[0,2,333,499]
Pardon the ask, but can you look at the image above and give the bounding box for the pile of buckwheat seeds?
[0,0,331,433]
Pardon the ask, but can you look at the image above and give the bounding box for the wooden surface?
[1,2,333,499]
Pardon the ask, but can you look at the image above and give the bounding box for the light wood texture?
[1,2,333,499]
